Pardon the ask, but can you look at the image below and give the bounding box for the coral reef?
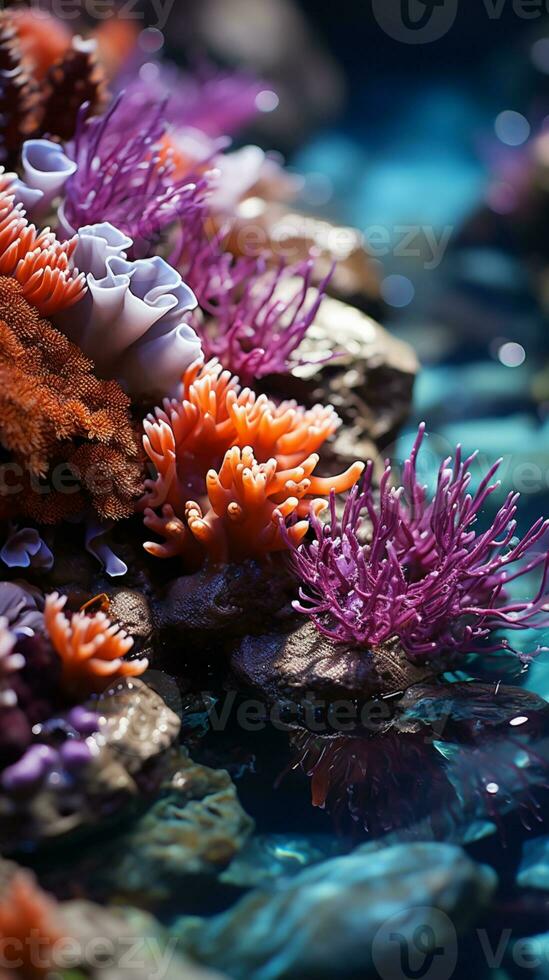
[142,359,363,565]
[44,592,148,699]
[291,425,549,662]
[0,274,142,523]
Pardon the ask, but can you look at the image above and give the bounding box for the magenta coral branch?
[290,427,549,662]
[177,219,332,384]
[62,96,210,248]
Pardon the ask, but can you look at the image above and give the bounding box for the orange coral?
[0,186,85,315]
[0,276,142,523]
[142,359,363,564]
[7,8,72,82]
[0,870,65,978]
[44,593,148,700]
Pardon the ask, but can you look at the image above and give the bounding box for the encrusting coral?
[44,592,148,700]
[291,425,549,662]
[142,359,364,564]
[0,274,142,523]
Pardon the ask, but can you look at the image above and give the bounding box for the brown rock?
[0,679,181,850]
[231,620,437,706]
[264,296,418,451]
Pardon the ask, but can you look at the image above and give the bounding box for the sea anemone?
[116,60,265,140]
[44,592,148,699]
[291,425,549,662]
[142,359,363,564]
[60,95,210,250]
[191,256,330,386]
[176,211,328,385]
[0,182,85,315]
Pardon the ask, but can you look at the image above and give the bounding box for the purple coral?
[115,60,265,138]
[291,425,549,662]
[60,95,209,251]
[178,221,330,385]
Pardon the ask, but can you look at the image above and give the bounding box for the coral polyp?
[142,359,363,564]
[0,184,85,315]
[291,425,549,661]
[44,593,148,699]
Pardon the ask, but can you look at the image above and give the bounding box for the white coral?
[58,223,202,400]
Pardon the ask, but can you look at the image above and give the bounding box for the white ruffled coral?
[16,139,77,217]
[58,222,202,400]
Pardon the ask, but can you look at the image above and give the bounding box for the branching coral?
[177,216,329,385]
[142,359,363,564]
[44,592,148,699]
[0,183,85,315]
[0,275,142,523]
[0,870,66,977]
[61,95,210,248]
[191,256,330,386]
[291,425,549,662]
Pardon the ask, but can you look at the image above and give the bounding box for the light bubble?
[139,28,164,53]
[255,90,280,113]
[487,181,518,215]
[139,63,161,84]
[495,110,531,147]
[381,274,415,308]
[302,173,333,207]
[532,37,549,73]
[509,715,528,727]
[498,341,526,368]
[486,782,499,795]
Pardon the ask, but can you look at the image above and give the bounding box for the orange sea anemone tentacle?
[44,592,148,700]
[141,360,364,565]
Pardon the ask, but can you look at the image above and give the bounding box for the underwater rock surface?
[518,837,549,890]
[95,749,254,908]
[220,833,351,888]
[174,842,497,979]
[271,297,418,449]
[232,620,437,704]
[0,678,180,851]
[154,560,297,647]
